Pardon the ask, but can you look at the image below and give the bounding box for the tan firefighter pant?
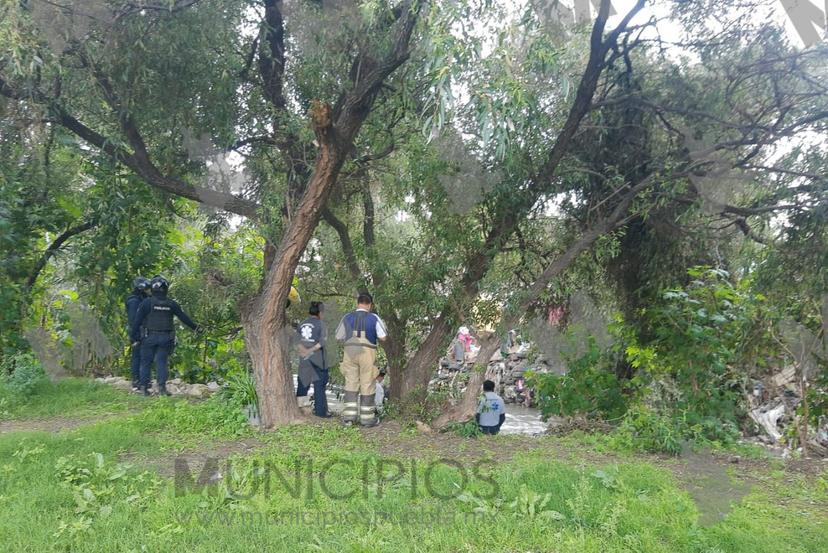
[341,344,379,396]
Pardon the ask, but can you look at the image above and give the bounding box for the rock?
[773,366,797,389]
[111,379,133,391]
[415,421,434,434]
[489,350,503,362]
[187,384,210,398]
[206,381,221,392]
[165,384,181,395]
[169,378,183,385]
[503,385,517,403]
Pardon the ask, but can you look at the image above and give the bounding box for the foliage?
[53,452,162,541]
[632,267,776,425]
[444,418,482,438]
[222,368,260,416]
[608,405,684,455]
[137,395,250,439]
[0,352,46,397]
[530,335,629,421]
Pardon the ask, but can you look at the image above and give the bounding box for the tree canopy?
[1,0,827,443]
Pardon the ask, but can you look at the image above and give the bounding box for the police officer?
[125,277,151,391]
[335,293,388,427]
[130,276,199,396]
[296,301,331,418]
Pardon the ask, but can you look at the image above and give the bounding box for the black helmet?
[133,277,150,291]
[150,276,169,292]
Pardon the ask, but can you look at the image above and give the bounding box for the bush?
[610,406,684,455]
[0,352,47,397]
[445,418,482,438]
[223,369,258,407]
[609,404,742,455]
[530,337,629,421]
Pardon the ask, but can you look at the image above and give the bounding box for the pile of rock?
[94,376,222,398]
[431,344,554,407]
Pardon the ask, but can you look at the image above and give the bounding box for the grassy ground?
[1,378,826,552]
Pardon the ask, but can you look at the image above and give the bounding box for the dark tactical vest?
[343,311,376,349]
[144,297,174,333]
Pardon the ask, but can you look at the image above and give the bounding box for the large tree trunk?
[243,311,300,425]
[243,133,348,427]
[383,315,408,400]
[242,2,423,428]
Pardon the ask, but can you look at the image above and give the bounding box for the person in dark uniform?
[130,276,199,396]
[125,277,151,391]
[296,301,330,418]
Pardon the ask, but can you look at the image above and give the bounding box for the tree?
[1,0,424,426]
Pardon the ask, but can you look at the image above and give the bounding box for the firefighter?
[130,276,200,396]
[335,293,387,427]
[125,277,151,391]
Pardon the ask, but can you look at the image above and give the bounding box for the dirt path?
[0,412,135,434]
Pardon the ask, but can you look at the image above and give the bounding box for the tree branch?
[25,221,95,291]
[321,207,362,282]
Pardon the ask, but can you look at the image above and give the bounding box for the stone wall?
[95,376,220,398]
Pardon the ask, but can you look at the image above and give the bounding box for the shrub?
[610,405,684,455]
[0,352,47,397]
[530,337,629,421]
[445,418,482,438]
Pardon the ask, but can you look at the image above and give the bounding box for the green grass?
[0,378,145,420]
[0,382,826,552]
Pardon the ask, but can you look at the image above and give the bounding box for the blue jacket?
[125,293,144,329]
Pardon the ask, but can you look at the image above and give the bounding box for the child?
[476,379,506,435]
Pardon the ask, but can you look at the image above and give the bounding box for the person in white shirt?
[374,370,386,412]
[476,379,506,435]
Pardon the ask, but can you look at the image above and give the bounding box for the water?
[500,405,547,435]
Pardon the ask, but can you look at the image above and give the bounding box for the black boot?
[141,385,151,397]
[158,386,171,396]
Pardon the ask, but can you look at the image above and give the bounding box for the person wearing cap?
[126,277,151,391]
[335,292,388,427]
[130,276,200,396]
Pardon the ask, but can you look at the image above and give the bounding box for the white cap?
[458,326,469,335]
